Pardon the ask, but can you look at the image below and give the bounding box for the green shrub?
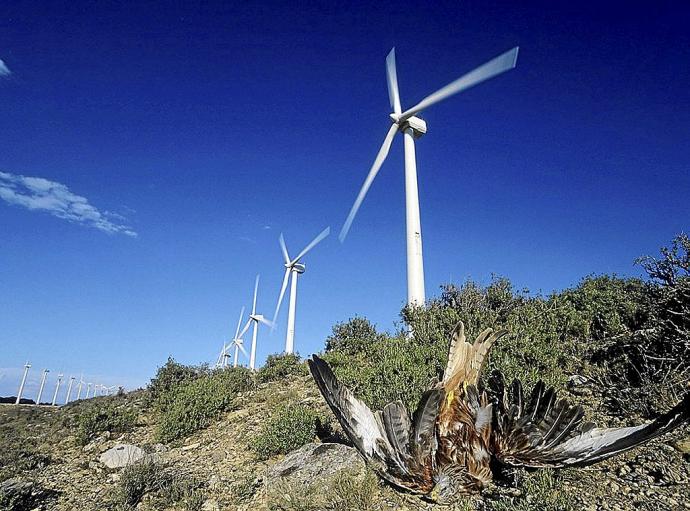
[116,459,170,508]
[257,353,307,383]
[156,367,253,443]
[147,357,206,409]
[75,402,137,445]
[325,317,387,355]
[252,404,320,460]
[114,459,204,510]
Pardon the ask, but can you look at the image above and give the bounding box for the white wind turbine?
[36,368,50,405]
[76,374,85,400]
[216,307,249,368]
[15,362,31,405]
[51,373,63,406]
[272,227,330,354]
[339,46,520,306]
[65,376,76,404]
[237,275,273,370]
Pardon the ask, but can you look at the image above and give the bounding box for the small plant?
[329,469,380,511]
[156,367,254,443]
[116,459,170,508]
[230,473,260,505]
[489,470,574,511]
[114,460,204,510]
[252,403,320,460]
[75,402,137,445]
[257,353,307,383]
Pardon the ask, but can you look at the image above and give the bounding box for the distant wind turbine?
[272,227,330,354]
[237,275,273,370]
[76,374,85,400]
[15,362,31,405]
[339,46,519,306]
[36,369,50,405]
[51,373,63,406]
[86,382,92,399]
[65,376,76,404]
[216,307,248,369]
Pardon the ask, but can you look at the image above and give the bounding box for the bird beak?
[427,485,440,503]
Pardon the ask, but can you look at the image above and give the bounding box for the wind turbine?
[51,373,63,406]
[237,275,273,370]
[85,382,92,399]
[15,362,31,405]
[76,374,85,400]
[65,376,76,404]
[339,46,520,306]
[216,307,247,369]
[36,369,49,405]
[272,227,330,354]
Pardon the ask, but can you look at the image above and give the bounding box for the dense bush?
[252,404,322,460]
[147,357,206,409]
[257,353,308,383]
[75,402,137,445]
[322,234,688,418]
[156,367,254,443]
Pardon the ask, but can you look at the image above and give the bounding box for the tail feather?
[443,322,507,391]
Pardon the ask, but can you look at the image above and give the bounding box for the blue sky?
[1,1,689,398]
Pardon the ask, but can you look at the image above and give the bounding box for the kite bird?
[308,322,690,504]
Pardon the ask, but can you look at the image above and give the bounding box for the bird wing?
[488,370,690,468]
[308,355,441,493]
[443,321,508,392]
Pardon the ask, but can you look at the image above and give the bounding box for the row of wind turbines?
[215,45,519,369]
[14,363,120,406]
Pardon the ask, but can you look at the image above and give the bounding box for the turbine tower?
[51,373,63,406]
[339,46,519,306]
[272,227,330,354]
[36,369,50,405]
[76,375,84,400]
[15,362,31,405]
[65,376,76,404]
[237,275,273,370]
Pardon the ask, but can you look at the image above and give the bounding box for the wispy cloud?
[0,171,137,237]
[0,59,11,77]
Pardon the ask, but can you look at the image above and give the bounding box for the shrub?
[147,357,205,409]
[75,402,137,445]
[114,460,204,510]
[156,367,253,443]
[257,353,307,383]
[325,317,387,355]
[252,404,321,460]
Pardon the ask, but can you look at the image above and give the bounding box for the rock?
[673,437,690,455]
[568,374,589,387]
[266,442,364,488]
[182,442,201,451]
[99,444,146,469]
[0,478,56,509]
[201,499,220,511]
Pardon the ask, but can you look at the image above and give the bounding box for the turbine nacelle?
[285,261,306,273]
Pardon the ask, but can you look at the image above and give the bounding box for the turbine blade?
[238,319,252,339]
[386,47,402,115]
[279,233,290,265]
[273,267,291,325]
[237,343,249,358]
[400,46,519,120]
[258,316,275,328]
[291,226,330,264]
[252,274,259,314]
[339,123,399,242]
[233,306,246,340]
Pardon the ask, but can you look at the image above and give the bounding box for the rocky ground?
[1,374,689,511]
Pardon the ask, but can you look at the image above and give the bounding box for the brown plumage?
[308,322,690,504]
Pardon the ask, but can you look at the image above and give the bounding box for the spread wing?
[488,371,690,468]
[308,355,443,493]
[443,321,508,392]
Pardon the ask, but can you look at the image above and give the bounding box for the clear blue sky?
[1,1,689,398]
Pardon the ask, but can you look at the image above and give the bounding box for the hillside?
[0,367,689,511]
[2,237,689,511]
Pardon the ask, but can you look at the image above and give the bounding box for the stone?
[567,374,589,387]
[182,442,201,451]
[673,437,690,454]
[0,478,55,509]
[99,443,146,469]
[266,442,364,489]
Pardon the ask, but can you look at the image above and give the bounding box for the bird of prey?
[308,322,690,504]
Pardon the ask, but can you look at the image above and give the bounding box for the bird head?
[427,470,475,505]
